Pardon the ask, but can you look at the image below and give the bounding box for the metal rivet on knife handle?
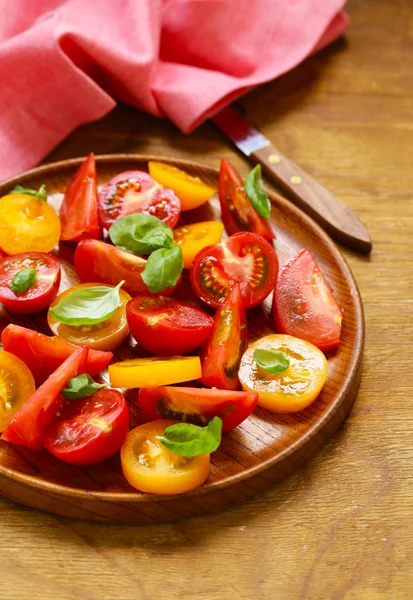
[268,154,281,164]
[290,175,303,185]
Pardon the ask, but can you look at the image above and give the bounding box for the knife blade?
[212,105,372,254]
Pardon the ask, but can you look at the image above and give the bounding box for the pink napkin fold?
[0,0,348,180]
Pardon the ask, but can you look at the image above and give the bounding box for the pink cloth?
[0,0,349,180]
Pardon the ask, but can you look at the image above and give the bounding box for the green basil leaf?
[158,416,223,457]
[109,213,174,256]
[245,165,271,219]
[9,268,37,294]
[253,348,290,374]
[10,184,47,202]
[142,245,183,293]
[61,373,107,400]
[49,281,124,326]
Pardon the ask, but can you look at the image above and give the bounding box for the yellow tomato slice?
[109,356,202,388]
[121,420,210,494]
[0,193,61,254]
[47,283,131,351]
[174,221,224,268]
[148,162,216,211]
[0,350,36,432]
[238,334,328,413]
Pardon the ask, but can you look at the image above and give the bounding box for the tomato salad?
[0,156,342,495]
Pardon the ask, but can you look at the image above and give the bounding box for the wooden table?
[1,0,412,598]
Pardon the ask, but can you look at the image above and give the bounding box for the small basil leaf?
[158,416,222,457]
[253,348,290,374]
[9,268,37,294]
[50,281,124,326]
[109,213,174,256]
[245,165,271,219]
[141,245,183,293]
[61,373,107,400]
[11,184,47,202]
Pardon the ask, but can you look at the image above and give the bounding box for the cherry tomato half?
[239,334,328,413]
[59,153,100,241]
[2,345,87,450]
[219,158,274,242]
[0,252,61,314]
[200,285,248,390]
[139,386,258,432]
[126,295,213,356]
[98,170,181,230]
[44,389,129,466]
[0,350,36,432]
[121,420,210,494]
[1,324,113,385]
[148,162,216,211]
[191,232,278,309]
[0,193,61,255]
[47,283,131,351]
[273,249,342,351]
[174,221,224,269]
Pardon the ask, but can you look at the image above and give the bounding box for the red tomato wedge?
[0,252,60,314]
[126,295,214,356]
[273,248,343,351]
[2,345,88,450]
[44,389,129,466]
[1,324,112,385]
[0,249,7,261]
[200,285,248,390]
[191,232,278,309]
[59,153,100,241]
[139,386,258,432]
[98,170,181,230]
[219,158,274,242]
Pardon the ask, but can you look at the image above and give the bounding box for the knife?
[212,105,372,254]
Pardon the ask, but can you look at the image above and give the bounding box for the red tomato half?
[200,285,248,390]
[126,295,214,356]
[44,389,129,466]
[139,386,258,432]
[191,232,278,309]
[273,248,343,351]
[0,252,61,314]
[59,153,100,241]
[98,170,181,230]
[1,324,112,385]
[219,158,274,242]
[2,346,88,450]
[0,249,7,261]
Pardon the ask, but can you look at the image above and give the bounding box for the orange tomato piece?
[0,350,36,432]
[174,221,224,268]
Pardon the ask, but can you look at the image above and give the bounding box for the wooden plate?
[0,155,364,523]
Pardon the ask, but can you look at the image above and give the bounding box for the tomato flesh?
[59,153,100,241]
[44,389,129,466]
[139,386,258,432]
[2,345,88,450]
[200,285,248,390]
[219,158,274,242]
[174,221,224,269]
[126,295,214,356]
[0,350,36,432]
[191,232,278,309]
[121,420,210,494]
[98,170,181,230]
[273,248,342,351]
[109,356,202,389]
[0,252,61,314]
[1,324,112,385]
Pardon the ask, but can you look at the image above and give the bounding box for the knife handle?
[251,144,372,254]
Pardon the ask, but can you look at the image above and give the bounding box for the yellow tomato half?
[174,221,224,268]
[109,356,202,389]
[0,193,61,255]
[0,350,36,432]
[47,283,131,351]
[148,162,216,211]
[238,334,328,413]
[121,420,210,494]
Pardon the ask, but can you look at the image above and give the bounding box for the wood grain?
[0,154,363,522]
[0,0,411,596]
